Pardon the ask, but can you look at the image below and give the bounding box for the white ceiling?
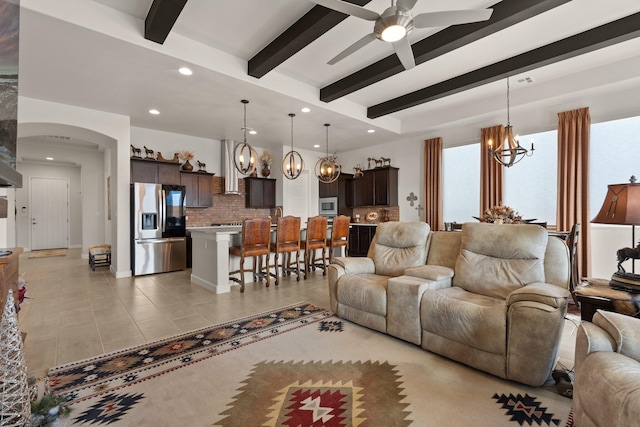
[17,0,640,153]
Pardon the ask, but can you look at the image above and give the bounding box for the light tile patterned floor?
[18,248,330,377]
[17,248,578,381]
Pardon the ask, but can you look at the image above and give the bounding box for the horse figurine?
[197,160,206,172]
[374,158,383,168]
[130,144,142,158]
[143,145,154,159]
[616,244,640,272]
[381,157,391,166]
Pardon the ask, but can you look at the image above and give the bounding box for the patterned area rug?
[48,302,572,426]
[28,249,67,258]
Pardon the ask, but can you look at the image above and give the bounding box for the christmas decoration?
[0,290,30,426]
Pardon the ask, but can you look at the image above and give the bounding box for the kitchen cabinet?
[131,159,181,185]
[348,225,377,257]
[180,172,214,207]
[346,167,398,207]
[319,180,338,198]
[245,177,276,208]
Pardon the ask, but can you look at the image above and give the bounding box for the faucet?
[273,206,283,224]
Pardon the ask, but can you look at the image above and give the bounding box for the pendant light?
[281,113,304,180]
[315,123,341,184]
[233,100,257,176]
[488,77,534,167]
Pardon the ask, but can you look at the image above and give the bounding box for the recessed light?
[46,157,54,160]
[178,67,193,76]
[149,109,160,115]
[313,144,320,148]
[301,107,311,113]
[367,129,375,133]
[249,130,257,135]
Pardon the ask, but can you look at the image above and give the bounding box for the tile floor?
[18,248,330,378]
[17,248,579,380]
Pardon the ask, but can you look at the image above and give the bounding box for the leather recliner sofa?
[574,311,640,426]
[328,221,570,386]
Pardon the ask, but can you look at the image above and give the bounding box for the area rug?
[48,302,572,426]
[28,249,67,258]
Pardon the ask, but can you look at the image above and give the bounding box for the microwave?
[319,197,338,217]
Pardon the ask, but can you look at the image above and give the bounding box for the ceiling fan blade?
[396,0,418,12]
[414,9,493,28]
[312,0,380,21]
[328,32,378,65]
[392,38,415,70]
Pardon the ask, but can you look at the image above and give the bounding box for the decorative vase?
[182,160,193,171]
[261,164,271,177]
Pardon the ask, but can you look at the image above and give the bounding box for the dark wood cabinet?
[131,159,180,185]
[180,172,213,207]
[346,167,398,207]
[319,180,339,198]
[245,177,276,208]
[348,225,377,257]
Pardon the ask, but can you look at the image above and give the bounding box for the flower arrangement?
[259,150,273,166]
[481,205,523,224]
[179,150,194,161]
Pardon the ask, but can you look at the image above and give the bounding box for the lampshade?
[591,181,640,225]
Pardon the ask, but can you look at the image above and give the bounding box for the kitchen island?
[189,226,242,294]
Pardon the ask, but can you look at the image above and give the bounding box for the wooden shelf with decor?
[0,248,23,314]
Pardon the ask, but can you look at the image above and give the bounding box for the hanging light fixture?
[281,113,304,180]
[233,100,257,176]
[488,77,534,167]
[315,123,341,184]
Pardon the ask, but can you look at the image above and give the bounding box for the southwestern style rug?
[48,302,572,426]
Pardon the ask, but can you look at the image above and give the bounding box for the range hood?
[222,139,240,194]
[0,161,22,188]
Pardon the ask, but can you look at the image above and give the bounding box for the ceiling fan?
[312,0,493,70]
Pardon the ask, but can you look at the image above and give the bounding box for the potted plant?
[259,150,273,177]
[180,150,195,171]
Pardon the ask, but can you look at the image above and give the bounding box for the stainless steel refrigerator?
[131,183,187,276]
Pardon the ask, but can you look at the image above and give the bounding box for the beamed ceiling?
[17,0,640,152]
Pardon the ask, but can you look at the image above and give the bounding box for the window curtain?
[480,125,504,215]
[557,107,591,278]
[424,137,443,230]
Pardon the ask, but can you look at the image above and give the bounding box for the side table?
[574,278,640,321]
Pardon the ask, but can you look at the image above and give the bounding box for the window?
[503,130,557,224]
[443,143,479,223]
[590,116,640,215]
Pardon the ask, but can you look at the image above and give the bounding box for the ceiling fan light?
[381,24,406,42]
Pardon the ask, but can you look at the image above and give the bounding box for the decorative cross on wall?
[406,192,418,207]
[415,204,424,218]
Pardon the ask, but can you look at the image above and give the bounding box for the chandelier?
[233,99,257,176]
[488,77,534,167]
[315,123,341,184]
[281,113,304,180]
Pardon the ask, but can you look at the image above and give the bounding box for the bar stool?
[327,215,350,262]
[229,217,271,293]
[269,215,301,285]
[300,216,328,279]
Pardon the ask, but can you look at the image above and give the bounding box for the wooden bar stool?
[327,215,350,262]
[301,216,328,279]
[229,217,271,293]
[270,215,301,285]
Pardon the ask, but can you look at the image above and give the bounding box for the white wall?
[130,127,222,176]
[15,162,82,250]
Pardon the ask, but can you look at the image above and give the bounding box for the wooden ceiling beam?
[248,0,373,79]
[145,0,188,44]
[320,0,571,102]
[367,12,640,118]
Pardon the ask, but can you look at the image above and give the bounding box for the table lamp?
[591,176,640,291]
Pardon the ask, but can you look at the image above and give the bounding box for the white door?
[31,177,69,250]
